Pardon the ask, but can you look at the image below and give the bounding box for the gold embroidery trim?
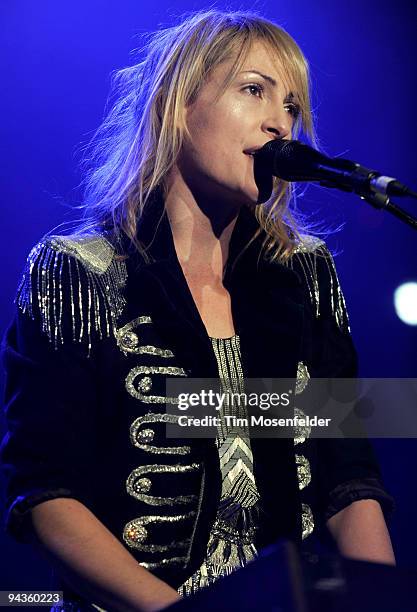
[125,366,187,404]
[116,316,175,358]
[126,463,200,506]
[301,503,314,540]
[123,511,196,552]
[295,454,311,490]
[130,413,191,455]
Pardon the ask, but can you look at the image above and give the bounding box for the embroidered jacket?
[1,196,394,593]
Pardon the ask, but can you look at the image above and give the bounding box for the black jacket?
[1,195,394,591]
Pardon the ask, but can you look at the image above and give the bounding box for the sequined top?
[178,334,260,597]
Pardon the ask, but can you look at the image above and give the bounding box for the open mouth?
[244,148,263,161]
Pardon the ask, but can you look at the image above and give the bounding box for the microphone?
[253,139,415,199]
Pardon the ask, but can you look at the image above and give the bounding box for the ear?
[179,102,194,143]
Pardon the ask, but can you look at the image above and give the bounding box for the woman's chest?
[183,277,236,338]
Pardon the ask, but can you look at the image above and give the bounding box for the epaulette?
[285,235,350,333]
[16,232,127,354]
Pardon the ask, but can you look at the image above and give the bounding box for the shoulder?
[285,235,350,333]
[292,234,326,255]
[23,231,119,274]
[15,231,128,353]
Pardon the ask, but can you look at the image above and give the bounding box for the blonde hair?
[77,9,316,262]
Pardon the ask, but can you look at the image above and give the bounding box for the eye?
[243,83,264,98]
[284,102,301,120]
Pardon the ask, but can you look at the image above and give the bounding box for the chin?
[210,177,259,209]
[241,182,260,206]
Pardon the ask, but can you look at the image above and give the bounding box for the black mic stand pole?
[300,159,417,230]
[318,163,417,231]
[360,191,417,230]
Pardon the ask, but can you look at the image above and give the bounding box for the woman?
[1,9,395,612]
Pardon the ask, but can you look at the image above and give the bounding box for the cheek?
[184,101,256,183]
[189,101,245,148]
[185,112,222,162]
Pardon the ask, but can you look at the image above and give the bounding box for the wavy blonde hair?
[77,9,316,262]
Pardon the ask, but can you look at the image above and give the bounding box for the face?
[176,41,300,208]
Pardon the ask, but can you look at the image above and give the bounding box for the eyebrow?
[239,70,296,102]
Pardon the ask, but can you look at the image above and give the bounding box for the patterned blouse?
[178,334,260,596]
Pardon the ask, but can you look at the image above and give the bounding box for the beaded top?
[178,334,261,596]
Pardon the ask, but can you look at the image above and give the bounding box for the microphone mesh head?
[256,139,324,181]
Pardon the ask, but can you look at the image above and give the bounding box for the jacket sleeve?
[308,243,395,524]
[0,237,113,543]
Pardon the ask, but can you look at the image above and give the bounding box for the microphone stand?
[359,191,417,230]
[308,178,417,230]
[318,163,417,231]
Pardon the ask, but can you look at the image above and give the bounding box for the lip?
[243,146,264,156]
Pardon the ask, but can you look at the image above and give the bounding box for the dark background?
[1,0,416,591]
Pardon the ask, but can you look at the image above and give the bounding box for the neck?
[164,173,242,282]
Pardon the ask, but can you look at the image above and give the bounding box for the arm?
[302,243,396,561]
[327,499,396,565]
[0,238,181,611]
[30,498,181,612]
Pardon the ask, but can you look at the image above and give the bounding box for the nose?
[261,107,292,140]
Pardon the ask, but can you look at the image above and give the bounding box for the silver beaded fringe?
[16,233,127,355]
[287,237,350,333]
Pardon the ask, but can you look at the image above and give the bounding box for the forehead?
[240,41,285,75]
[219,40,296,95]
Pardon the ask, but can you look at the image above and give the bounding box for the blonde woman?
[1,10,395,612]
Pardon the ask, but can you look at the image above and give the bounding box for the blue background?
[1,0,416,592]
